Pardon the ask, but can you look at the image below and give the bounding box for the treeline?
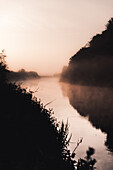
[61,18,113,86]
[7,68,40,81]
[0,56,96,169]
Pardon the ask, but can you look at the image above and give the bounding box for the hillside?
[61,18,113,86]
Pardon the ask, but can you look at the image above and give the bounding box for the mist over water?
[22,77,113,170]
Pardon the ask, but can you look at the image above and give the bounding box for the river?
[21,77,113,170]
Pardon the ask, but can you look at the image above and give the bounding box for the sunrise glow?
[0,0,113,75]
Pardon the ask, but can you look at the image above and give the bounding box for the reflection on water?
[22,77,113,170]
[61,83,113,153]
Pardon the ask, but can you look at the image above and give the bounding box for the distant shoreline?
[7,69,40,81]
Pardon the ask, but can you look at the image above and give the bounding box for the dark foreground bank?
[0,57,96,169]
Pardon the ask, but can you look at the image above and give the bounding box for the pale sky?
[0,0,113,75]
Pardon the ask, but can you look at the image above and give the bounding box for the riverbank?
[0,61,75,170]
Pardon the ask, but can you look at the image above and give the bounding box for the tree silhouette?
[61,18,113,86]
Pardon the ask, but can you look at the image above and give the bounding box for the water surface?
[22,77,113,170]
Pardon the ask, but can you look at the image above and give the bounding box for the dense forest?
[0,54,96,169]
[61,18,113,86]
